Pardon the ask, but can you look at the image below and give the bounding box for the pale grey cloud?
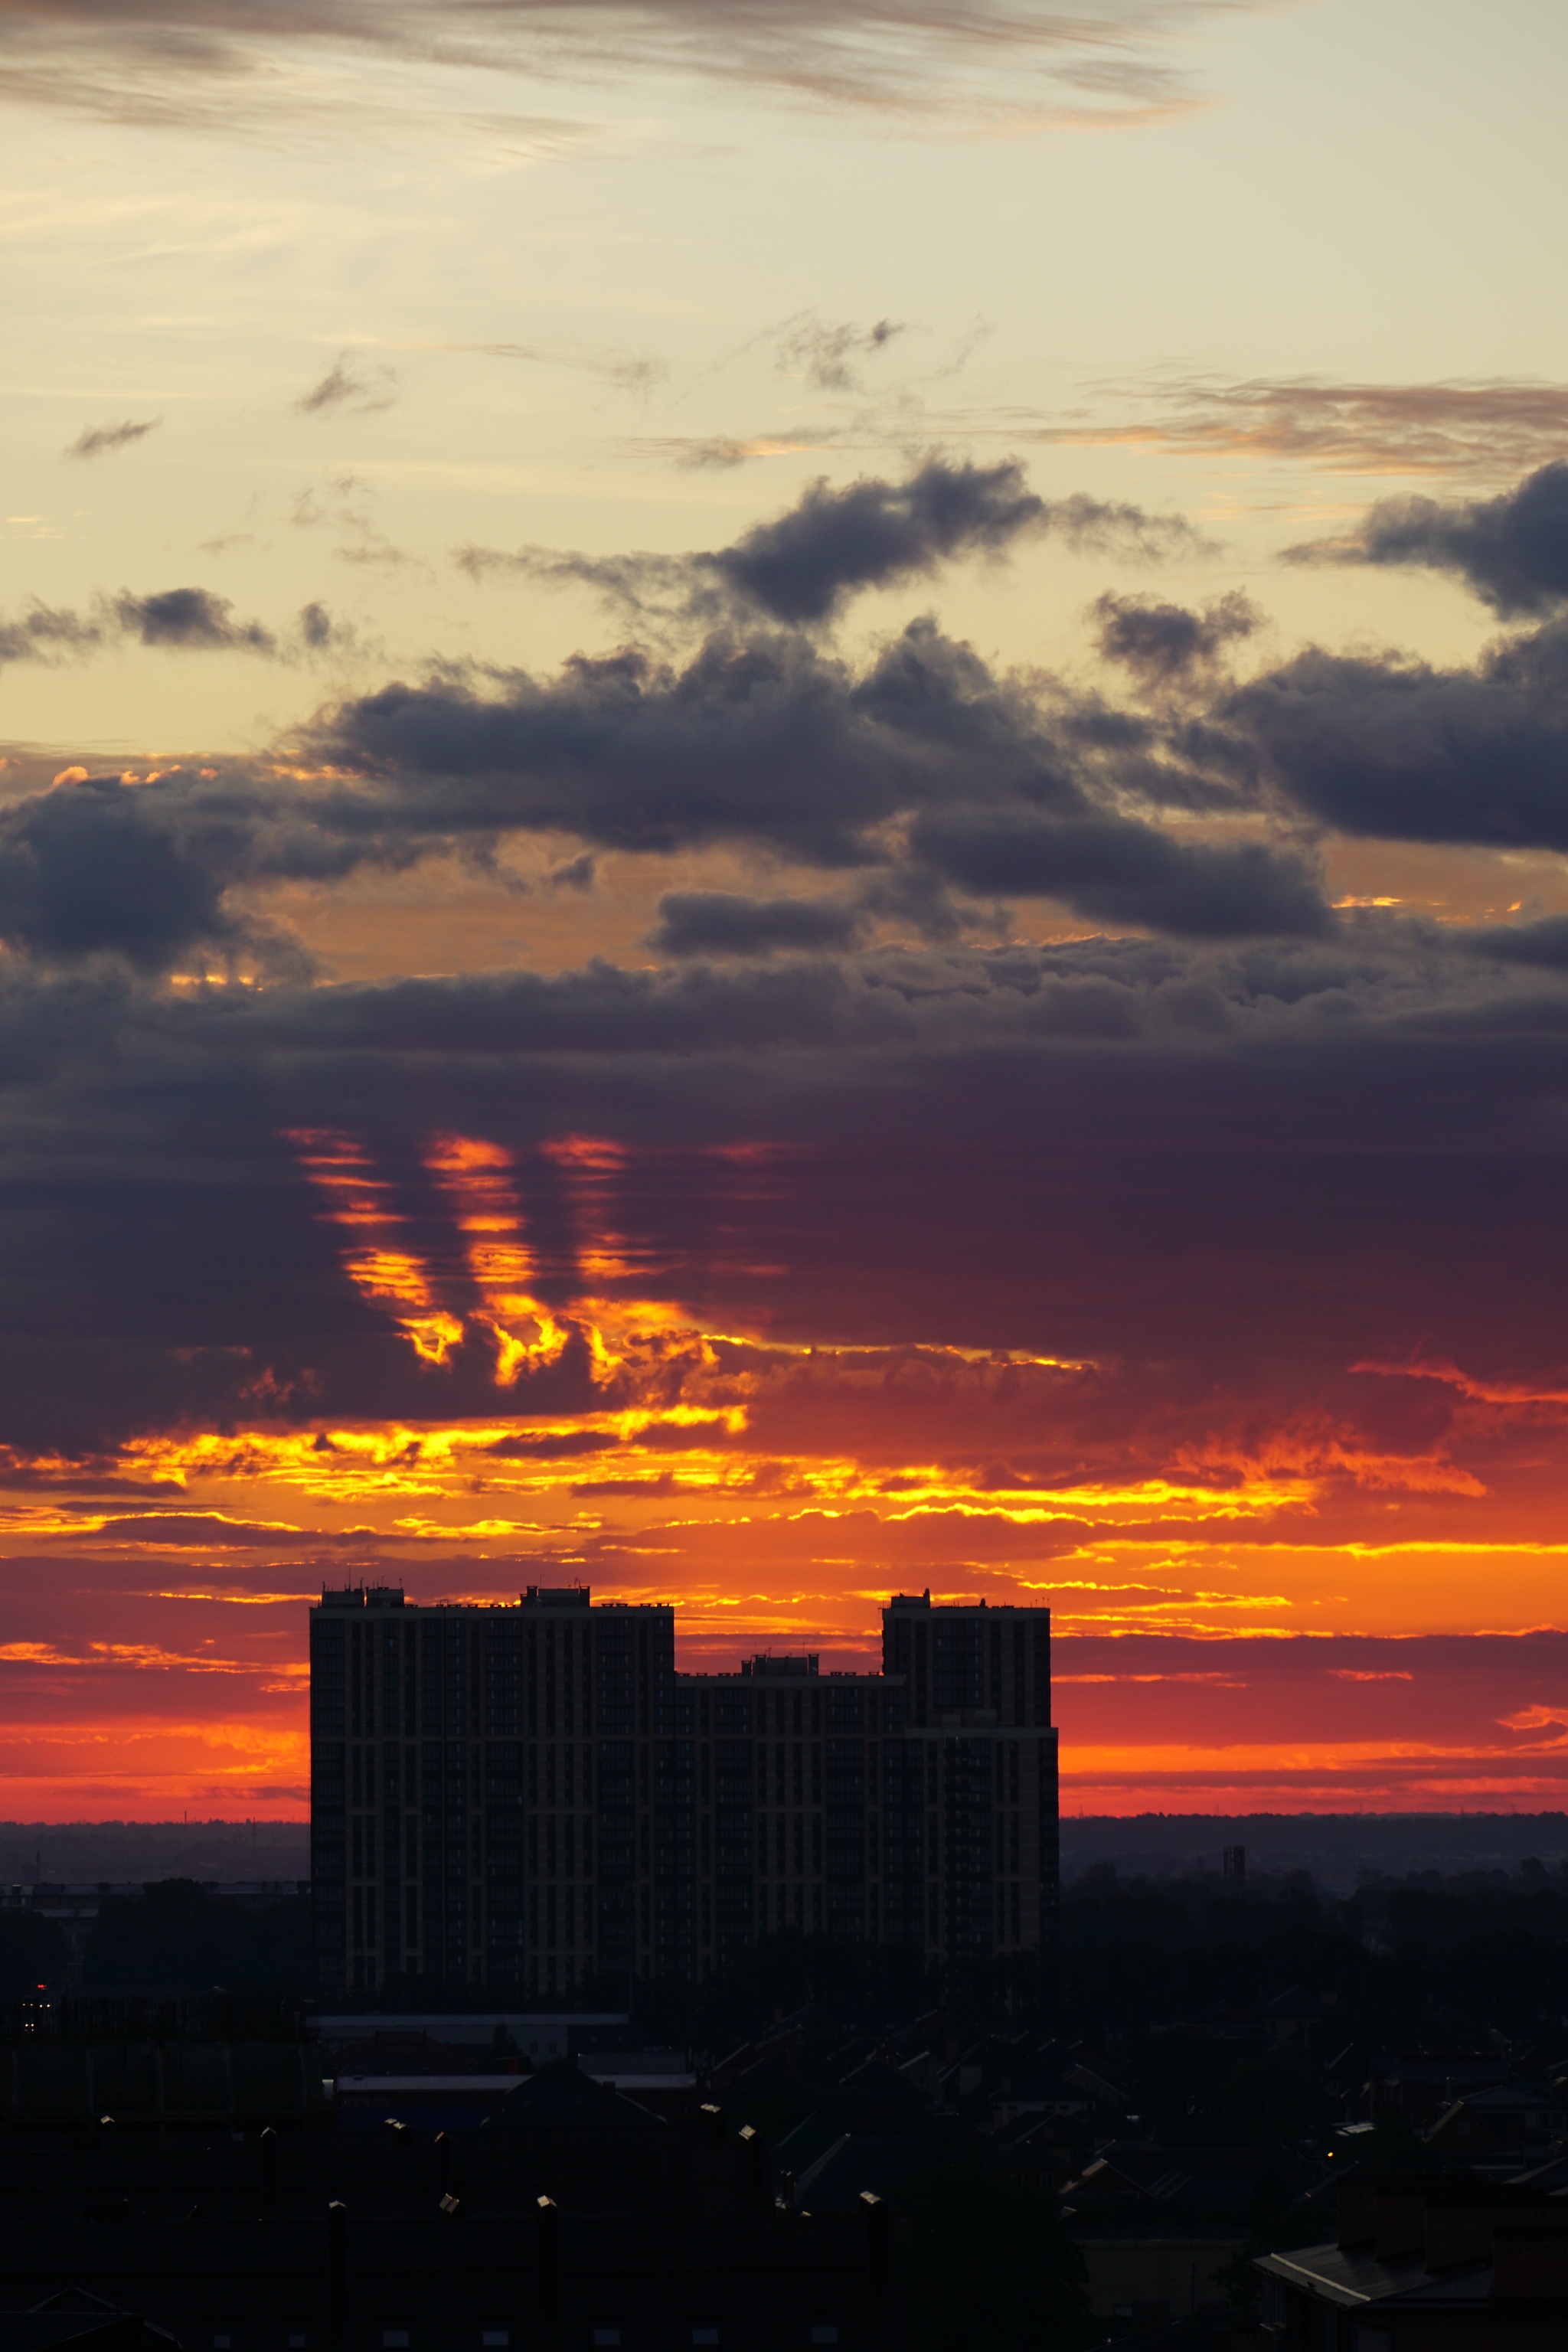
[1019,374,1568,483]
[774,314,906,393]
[0,1,1287,135]
[296,354,398,417]
[435,340,670,398]
[64,416,162,461]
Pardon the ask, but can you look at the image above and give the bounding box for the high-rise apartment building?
[309,1584,1057,1997]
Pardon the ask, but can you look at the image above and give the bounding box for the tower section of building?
[310,1583,1057,1994]
[309,1584,674,2000]
[880,1592,1059,1967]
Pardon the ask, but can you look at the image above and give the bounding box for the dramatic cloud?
[64,416,162,460]
[459,456,1210,627]
[0,767,351,970]
[707,462,1204,625]
[296,354,398,416]
[1285,462,1568,617]
[309,612,1323,938]
[0,913,1558,1468]
[0,520,1328,972]
[0,776,237,968]
[1227,621,1568,849]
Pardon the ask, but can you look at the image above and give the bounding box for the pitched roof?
[495,2065,663,2130]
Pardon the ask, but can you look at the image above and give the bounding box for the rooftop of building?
[314,1584,673,1613]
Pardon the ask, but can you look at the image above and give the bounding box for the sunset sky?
[5,0,1568,1821]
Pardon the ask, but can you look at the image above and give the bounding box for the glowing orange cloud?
[424,1132,567,1383]
[10,1125,1568,1820]
[541,1132,652,1285]
[288,1128,462,1364]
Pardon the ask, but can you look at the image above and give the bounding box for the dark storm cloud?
[64,416,162,460]
[1226,622,1568,849]
[649,889,867,957]
[312,613,1320,936]
[1285,462,1568,617]
[908,814,1327,939]
[1093,590,1259,686]
[1462,915,1568,970]
[0,582,1324,970]
[316,624,981,866]
[0,764,377,972]
[458,457,1210,629]
[0,776,234,969]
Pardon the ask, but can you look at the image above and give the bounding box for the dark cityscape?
[0,1589,1565,2347]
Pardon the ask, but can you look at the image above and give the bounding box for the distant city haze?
[6,1813,1568,1895]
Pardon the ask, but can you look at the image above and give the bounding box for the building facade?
[310,1584,1058,1997]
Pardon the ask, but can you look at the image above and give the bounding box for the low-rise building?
[1256,2171,1568,2347]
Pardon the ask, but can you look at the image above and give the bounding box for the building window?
[590,2331,622,2347]
[691,2331,720,2345]
[809,2328,839,2345]
[381,2334,410,2348]
[287,2335,308,2348]
[481,2334,511,2347]
[212,2336,233,2348]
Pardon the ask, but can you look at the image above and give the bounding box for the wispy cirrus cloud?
[296,354,398,417]
[430,339,669,400]
[64,415,162,460]
[1026,373,1568,482]
[0,1,1297,136]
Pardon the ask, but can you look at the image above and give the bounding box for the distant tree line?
[1058,1864,1568,2045]
[19,1864,1565,2047]
[83,1880,310,1994]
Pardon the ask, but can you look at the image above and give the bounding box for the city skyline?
[2,1,1568,1821]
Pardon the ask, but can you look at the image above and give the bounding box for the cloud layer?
[5,451,1568,1817]
[0,0,1254,130]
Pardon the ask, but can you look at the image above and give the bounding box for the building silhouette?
[310,1588,1058,1997]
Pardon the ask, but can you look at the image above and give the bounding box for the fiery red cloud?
[0,1087,1567,1817]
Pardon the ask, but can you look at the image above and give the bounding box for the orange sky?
[4,1,1568,1824]
[0,1118,1566,1818]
